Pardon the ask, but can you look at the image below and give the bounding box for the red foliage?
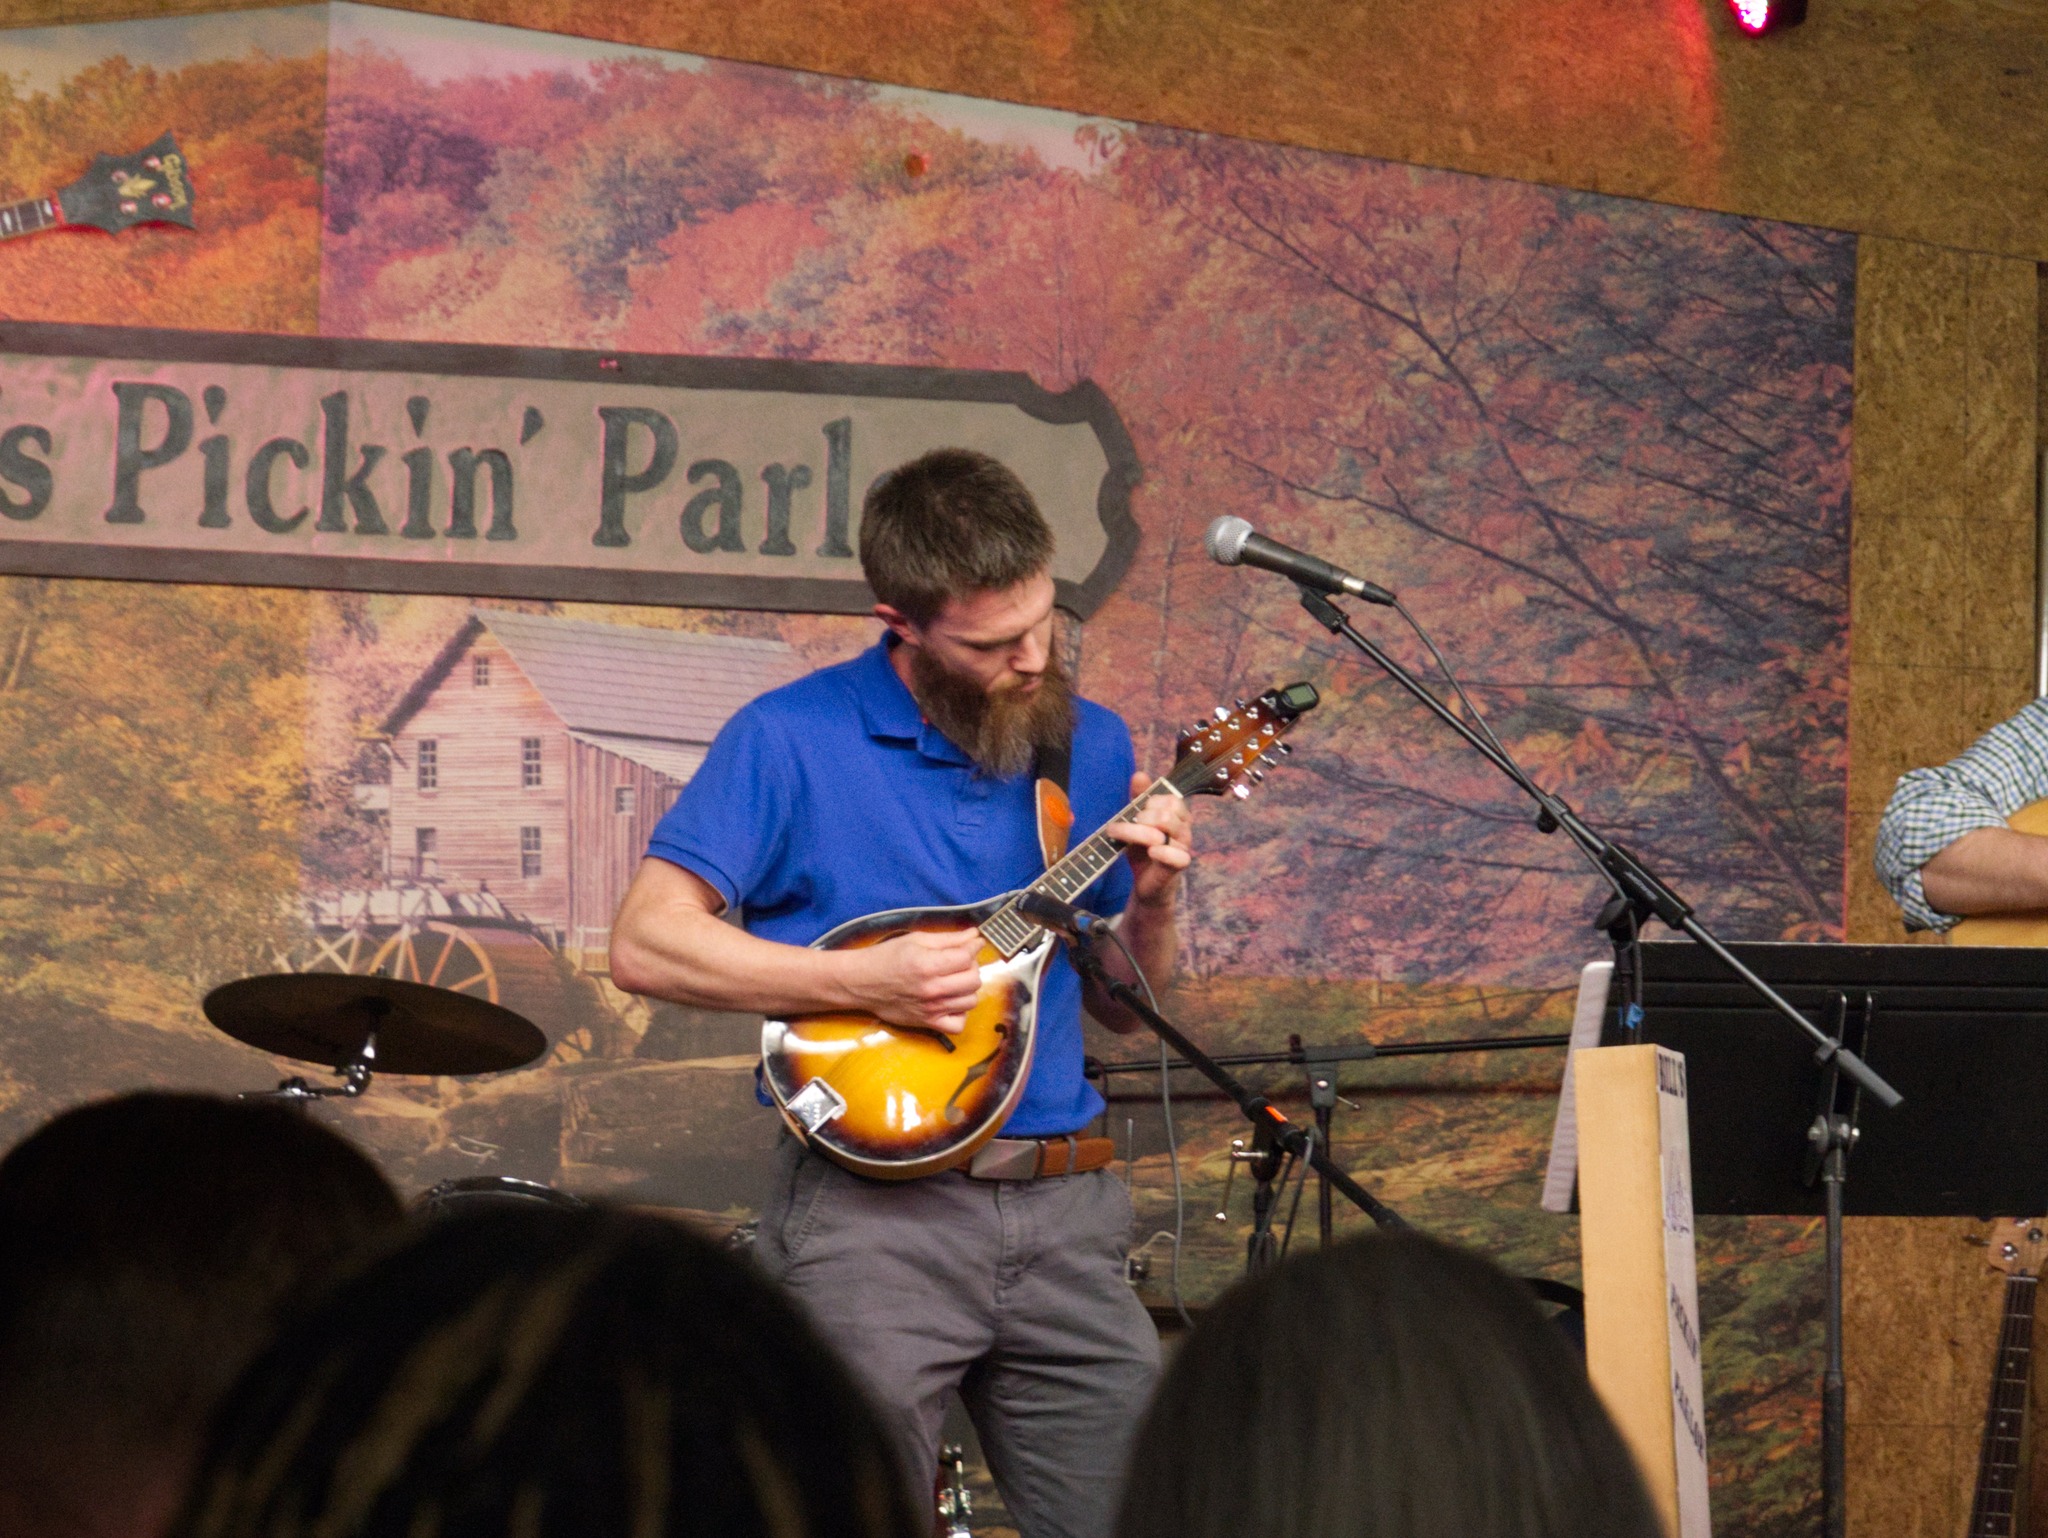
[313,43,1853,988]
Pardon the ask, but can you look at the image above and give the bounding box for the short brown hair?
[859,449,1054,625]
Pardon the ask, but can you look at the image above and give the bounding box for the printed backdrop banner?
[0,5,1858,1529]
[0,324,1138,615]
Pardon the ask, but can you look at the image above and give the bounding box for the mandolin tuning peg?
[1233,698,1246,709]
[1274,741,1293,755]
[1249,769,1265,784]
[1213,706,1230,721]
[1230,782,1251,800]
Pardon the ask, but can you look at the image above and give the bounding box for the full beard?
[908,645,1075,779]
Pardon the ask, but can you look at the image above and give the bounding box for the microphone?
[1016,891,1110,942]
[1204,516,1396,605]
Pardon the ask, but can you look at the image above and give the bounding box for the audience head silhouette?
[172,1204,922,1538]
[1116,1230,1663,1538]
[0,1091,404,1538]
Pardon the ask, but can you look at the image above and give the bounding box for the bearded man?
[609,448,1189,1538]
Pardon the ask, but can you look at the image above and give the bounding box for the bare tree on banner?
[1121,131,1852,985]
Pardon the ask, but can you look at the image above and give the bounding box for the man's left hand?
[1106,770,1193,908]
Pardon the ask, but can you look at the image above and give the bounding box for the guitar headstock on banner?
[1168,681,1319,800]
[0,133,195,244]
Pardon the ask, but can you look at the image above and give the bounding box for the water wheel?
[369,921,499,1000]
[284,918,602,1055]
[278,925,379,979]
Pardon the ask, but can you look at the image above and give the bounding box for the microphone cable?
[1385,596,1636,920]
[1096,918,1194,1330]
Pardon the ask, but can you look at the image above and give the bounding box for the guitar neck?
[979,777,1176,955]
[1968,1272,2038,1538]
[0,194,63,241]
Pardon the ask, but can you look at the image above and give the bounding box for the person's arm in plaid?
[1874,697,2048,930]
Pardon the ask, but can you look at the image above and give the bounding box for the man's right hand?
[849,928,986,1035]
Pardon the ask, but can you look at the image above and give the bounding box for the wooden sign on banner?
[1576,1043,1712,1538]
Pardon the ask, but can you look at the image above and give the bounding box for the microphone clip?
[1016,890,1110,944]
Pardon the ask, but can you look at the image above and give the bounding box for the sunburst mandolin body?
[762,897,1050,1181]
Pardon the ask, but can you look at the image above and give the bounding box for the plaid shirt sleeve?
[1874,696,2048,931]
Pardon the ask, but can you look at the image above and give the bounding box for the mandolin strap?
[1032,734,1074,870]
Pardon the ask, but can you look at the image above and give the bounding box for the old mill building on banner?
[368,610,799,973]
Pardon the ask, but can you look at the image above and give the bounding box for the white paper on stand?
[1539,959,1614,1213]
[1657,1046,1713,1537]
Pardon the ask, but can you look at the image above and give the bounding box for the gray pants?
[754,1136,1162,1538]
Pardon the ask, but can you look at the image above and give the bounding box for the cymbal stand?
[240,1001,389,1104]
[1306,1044,1339,1249]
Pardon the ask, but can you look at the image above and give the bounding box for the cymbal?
[203,973,547,1077]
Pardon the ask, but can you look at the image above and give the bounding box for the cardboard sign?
[1577,1042,1713,1538]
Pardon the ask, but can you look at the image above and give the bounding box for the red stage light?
[1729,0,1807,33]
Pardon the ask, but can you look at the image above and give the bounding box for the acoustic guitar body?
[1949,798,2048,948]
[761,896,1054,1181]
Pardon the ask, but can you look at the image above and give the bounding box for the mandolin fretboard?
[979,778,1176,956]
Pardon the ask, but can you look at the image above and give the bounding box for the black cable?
[1097,921,1193,1329]
[1387,595,1635,917]
[1393,597,1513,764]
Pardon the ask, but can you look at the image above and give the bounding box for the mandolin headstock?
[1169,681,1318,800]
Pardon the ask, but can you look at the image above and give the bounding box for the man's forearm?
[610,860,861,1015]
[1920,828,2048,917]
[611,904,858,1015]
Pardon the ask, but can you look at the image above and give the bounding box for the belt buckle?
[967,1139,1042,1180]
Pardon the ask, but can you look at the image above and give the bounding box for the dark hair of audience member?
[172,1204,924,1538]
[0,1091,405,1538]
[1116,1230,1664,1538]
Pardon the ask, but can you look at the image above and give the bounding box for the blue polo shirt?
[645,638,1137,1135]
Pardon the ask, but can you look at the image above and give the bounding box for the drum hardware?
[416,1175,587,1216]
[934,1442,972,1538]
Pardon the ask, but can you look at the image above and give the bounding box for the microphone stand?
[1292,582,1895,1538]
[1290,585,1903,1113]
[1066,934,1409,1258]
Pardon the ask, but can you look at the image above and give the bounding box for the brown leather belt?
[964,1135,1117,1181]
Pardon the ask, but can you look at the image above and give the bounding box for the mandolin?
[0,133,195,244]
[1967,1219,2048,1538]
[761,681,1319,1179]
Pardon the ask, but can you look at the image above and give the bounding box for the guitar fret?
[0,196,58,240]
[1971,1271,2042,1538]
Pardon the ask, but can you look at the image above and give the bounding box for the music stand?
[1604,940,2048,1538]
